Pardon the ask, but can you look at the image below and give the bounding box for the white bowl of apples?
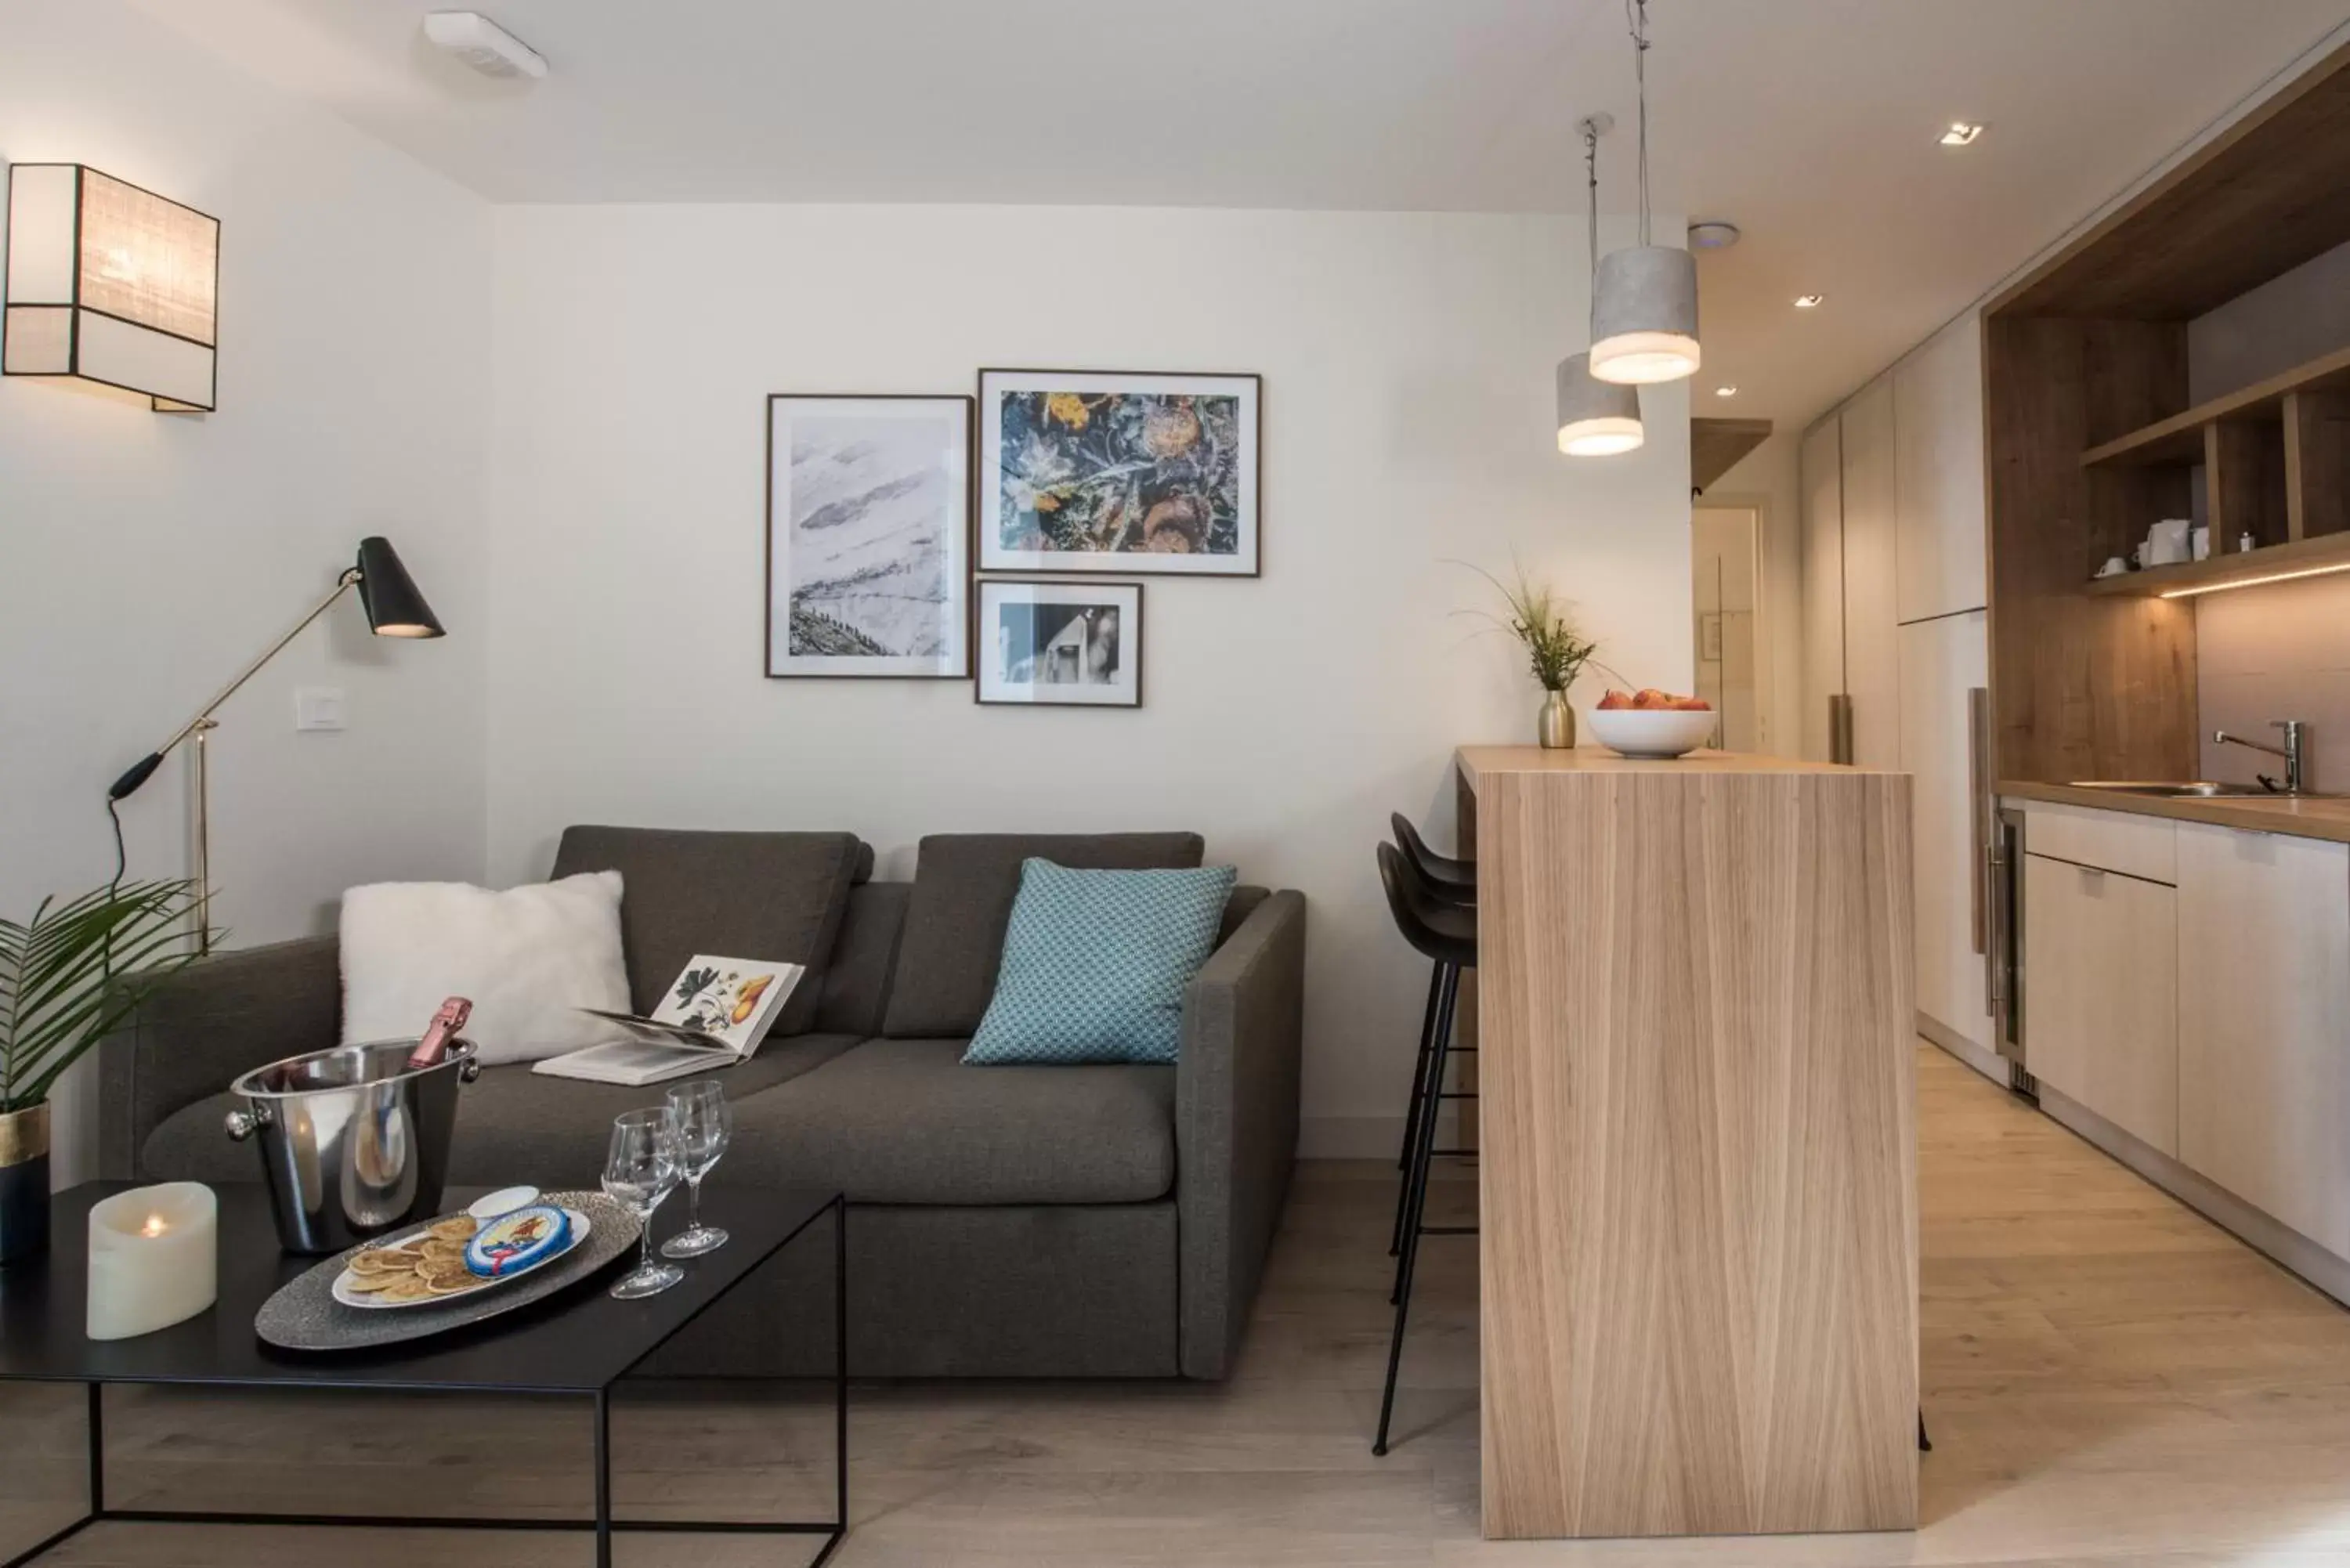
[1586,688,1717,758]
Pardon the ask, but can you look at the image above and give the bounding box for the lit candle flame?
[140,1215,169,1238]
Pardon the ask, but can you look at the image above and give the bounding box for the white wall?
[0,0,493,1182]
[486,204,1693,1154]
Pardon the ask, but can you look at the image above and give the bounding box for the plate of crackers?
[331,1207,591,1310]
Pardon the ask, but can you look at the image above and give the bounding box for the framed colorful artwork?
[977,369,1260,576]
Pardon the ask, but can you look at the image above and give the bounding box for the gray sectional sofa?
[99,829,1306,1380]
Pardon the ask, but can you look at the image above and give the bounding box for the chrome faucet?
[2214,719,2308,794]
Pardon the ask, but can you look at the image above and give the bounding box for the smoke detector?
[1687,220,1742,251]
[424,12,548,79]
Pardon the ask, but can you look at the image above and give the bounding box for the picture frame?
[765,393,972,678]
[974,579,1144,708]
[977,368,1260,576]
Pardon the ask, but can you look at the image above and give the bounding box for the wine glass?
[602,1107,684,1299]
[660,1079,732,1259]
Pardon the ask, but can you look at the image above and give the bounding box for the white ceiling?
[127,0,2350,427]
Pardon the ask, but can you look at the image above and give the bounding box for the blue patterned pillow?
[964,859,1239,1065]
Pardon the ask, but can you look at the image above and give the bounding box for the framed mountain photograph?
[765,394,971,678]
[975,579,1143,708]
[978,369,1260,576]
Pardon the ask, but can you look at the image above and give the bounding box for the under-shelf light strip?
[2159,562,2350,599]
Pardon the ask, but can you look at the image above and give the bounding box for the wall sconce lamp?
[4,164,219,412]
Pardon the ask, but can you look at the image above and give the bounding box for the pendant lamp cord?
[1625,0,1652,247]
[1583,118,1600,284]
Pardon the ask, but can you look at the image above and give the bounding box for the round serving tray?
[255,1190,640,1353]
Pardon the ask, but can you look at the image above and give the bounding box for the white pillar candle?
[86,1183,217,1342]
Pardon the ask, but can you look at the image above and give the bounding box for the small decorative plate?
[256,1190,640,1353]
[329,1208,591,1310]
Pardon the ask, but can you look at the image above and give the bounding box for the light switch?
[295,687,347,732]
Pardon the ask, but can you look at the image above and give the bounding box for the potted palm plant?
[1469,565,1606,749]
[1,880,205,1263]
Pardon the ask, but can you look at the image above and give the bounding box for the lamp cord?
[1584,119,1600,282]
[1626,0,1652,247]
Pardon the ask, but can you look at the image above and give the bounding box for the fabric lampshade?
[3,164,219,411]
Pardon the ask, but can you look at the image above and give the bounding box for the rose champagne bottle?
[407,996,473,1071]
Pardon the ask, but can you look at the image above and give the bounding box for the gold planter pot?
[0,1101,51,1264]
[1537,690,1577,750]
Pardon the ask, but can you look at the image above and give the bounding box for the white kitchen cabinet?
[1800,417,1844,762]
[1900,611,1990,1050]
[2176,822,2350,1256]
[1893,316,1989,622]
[2023,851,2178,1156]
[1840,377,1901,768]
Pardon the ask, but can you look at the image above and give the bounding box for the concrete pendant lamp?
[1557,115,1643,456]
[1589,0,1700,385]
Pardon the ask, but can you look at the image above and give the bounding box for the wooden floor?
[9,1044,2350,1566]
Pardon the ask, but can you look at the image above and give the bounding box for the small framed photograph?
[978,368,1260,576]
[766,394,971,678]
[975,580,1144,708]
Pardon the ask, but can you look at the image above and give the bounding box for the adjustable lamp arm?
[107,570,362,801]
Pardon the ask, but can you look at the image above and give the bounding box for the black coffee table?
[0,1182,846,1568]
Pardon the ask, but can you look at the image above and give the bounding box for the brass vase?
[1537,689,1576,749]
[0,1101,50,1265]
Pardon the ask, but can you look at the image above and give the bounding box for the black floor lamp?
[106,537,446,951]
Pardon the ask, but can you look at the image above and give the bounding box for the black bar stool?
[1390,811,1475,899]
[1372,839,1477,1456]
[1386,818,1475,1260]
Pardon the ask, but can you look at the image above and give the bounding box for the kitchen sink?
[2065,780,2343,799]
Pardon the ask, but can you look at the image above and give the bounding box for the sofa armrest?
[96,935,341,1180]
[1175,887,1306,1378]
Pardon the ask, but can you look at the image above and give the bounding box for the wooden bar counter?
[1458,746,1916,1540]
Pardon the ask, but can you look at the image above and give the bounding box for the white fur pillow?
[340,872,631,1067]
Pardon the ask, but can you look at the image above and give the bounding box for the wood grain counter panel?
[1999,779,2350,845]
[1470,752,1918,1538]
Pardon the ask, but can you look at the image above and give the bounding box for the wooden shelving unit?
[2083,529,2350,598]
[2080,344,2350,469]
[2071,344,2350,563]
[1981,34,2350,784]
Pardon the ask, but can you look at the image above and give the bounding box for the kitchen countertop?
[2001,779,2350,845]
[1459,744,1899,789]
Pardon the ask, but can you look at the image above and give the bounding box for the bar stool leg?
[1375,962,1459,1457]
[1390,962,1444,1257]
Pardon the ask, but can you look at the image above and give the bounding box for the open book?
[533,956,805,1086]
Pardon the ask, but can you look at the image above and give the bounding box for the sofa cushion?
[140,1033,866,1192]
[736,1038,1175,1204]
[813,883,909,1039]
[551,827,864,1037]
[966,860,1238,1064]
[339,872,631,1066]
[882,833,1205,1039]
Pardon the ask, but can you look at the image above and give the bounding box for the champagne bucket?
[224,1039,480,1255]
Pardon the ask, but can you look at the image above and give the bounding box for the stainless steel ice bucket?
[224,1039,480,1255]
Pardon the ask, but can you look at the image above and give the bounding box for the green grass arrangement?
[1464,563,1603,693]
[2,880,206,1115]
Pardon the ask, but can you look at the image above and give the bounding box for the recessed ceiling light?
[1794,294,1824,309]
[1714,385,1739,398]
[1940,121,1985,146]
